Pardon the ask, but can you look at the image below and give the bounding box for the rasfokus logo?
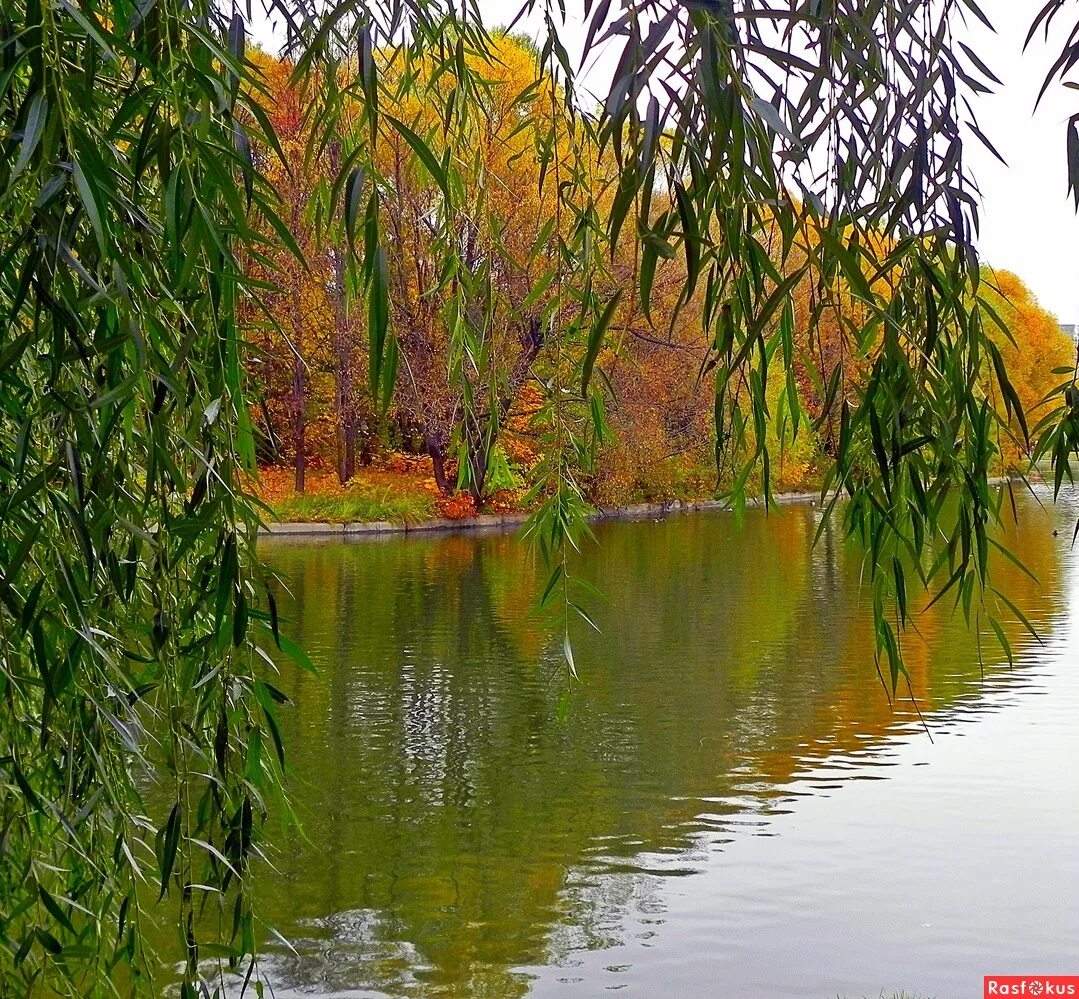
[984,977,1079,997]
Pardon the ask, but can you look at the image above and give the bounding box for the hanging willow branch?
[0,0,311,994]
[500,0,1059,687]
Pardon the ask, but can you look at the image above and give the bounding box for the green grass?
[269,488,435,525]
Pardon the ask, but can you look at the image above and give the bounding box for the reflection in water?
[250,488,1079,998]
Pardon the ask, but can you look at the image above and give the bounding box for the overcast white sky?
[255,1,1079,322]
[473,1,1079,321]
[964,2,1079,323]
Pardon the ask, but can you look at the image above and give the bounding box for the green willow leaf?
[384,113,451,203]
[581,290,622,396]
[13,90,46,176]
[71,158,108,256]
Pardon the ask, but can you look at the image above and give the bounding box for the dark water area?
[249,487,1079,998]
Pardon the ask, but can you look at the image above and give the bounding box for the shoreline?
[257,489,824,539]
[256,474,1040,540]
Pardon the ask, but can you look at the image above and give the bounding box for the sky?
[964,2,1079,323]
[253,1,1079,323]
[470,1,1079,322]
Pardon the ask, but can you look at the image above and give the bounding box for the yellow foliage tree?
[370,31,602,500]
[978,269,1075,468]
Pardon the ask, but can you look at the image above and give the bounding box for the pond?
[253,487,1079,998]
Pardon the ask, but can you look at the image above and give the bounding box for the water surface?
[256,488,1079,998]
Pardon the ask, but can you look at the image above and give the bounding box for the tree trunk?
[465,417,489,508]
[341,414,357,481]
[259,398,281,463]
[463,317,545,507]
[328,140,358,486]
[334,351,356,484]
[293,359,306,493]
[469,457,487,506]
[427,436,449,494]
[359,427,373,466]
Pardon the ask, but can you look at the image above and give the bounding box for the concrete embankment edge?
[257,491,824,539]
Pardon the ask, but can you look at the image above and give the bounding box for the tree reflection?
[255,494,1066,997]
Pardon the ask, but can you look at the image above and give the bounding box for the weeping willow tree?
[2,0,1079,994]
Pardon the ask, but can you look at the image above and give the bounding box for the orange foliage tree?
[244,53,372,491]
[245,35,607,505]
[243,48,1069,508]
[366,32,604,501]
[978,269,1075,468]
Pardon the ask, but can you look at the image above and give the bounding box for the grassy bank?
[255,459,528,525]
[256,464,437,525]
[252,446,850,527]
[269,487,436,525]
[250,453,834,527]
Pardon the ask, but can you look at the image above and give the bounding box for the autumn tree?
[363,32,606,502]
[244,54,336,491]
[328,142,370,480]
[245,55,376,489]
[978,269,1075,469]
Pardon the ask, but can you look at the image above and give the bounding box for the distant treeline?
[246,37,1071,507]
